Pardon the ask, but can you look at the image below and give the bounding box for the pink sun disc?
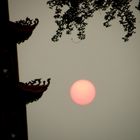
[70,80,96,105]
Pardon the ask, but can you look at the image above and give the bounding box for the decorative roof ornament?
[8,17,39,44]
[18,78,51,104]
[7,17,51,104]
[47,0,139,42]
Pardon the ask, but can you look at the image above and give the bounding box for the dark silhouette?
[8,17,39,44]
[8,17,51,103]
[0,1,51,140]
[18,78,51,104]
[1,0,139,140]
[136,0,140,10]
[47,0,140,42]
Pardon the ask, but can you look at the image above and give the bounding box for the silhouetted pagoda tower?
[0,1,50,140]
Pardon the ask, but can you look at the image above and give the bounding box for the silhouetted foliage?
[135,0,140,10]
[47,0,140,42]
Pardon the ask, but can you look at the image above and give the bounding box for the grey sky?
[8,0,140,140]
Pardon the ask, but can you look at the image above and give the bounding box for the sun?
[70,80,96,106]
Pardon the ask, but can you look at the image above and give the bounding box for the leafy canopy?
[47,0,140,42]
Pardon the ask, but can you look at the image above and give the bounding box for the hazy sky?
[8,0,140,140]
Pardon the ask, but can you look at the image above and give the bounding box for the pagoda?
[0,1,51,139]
